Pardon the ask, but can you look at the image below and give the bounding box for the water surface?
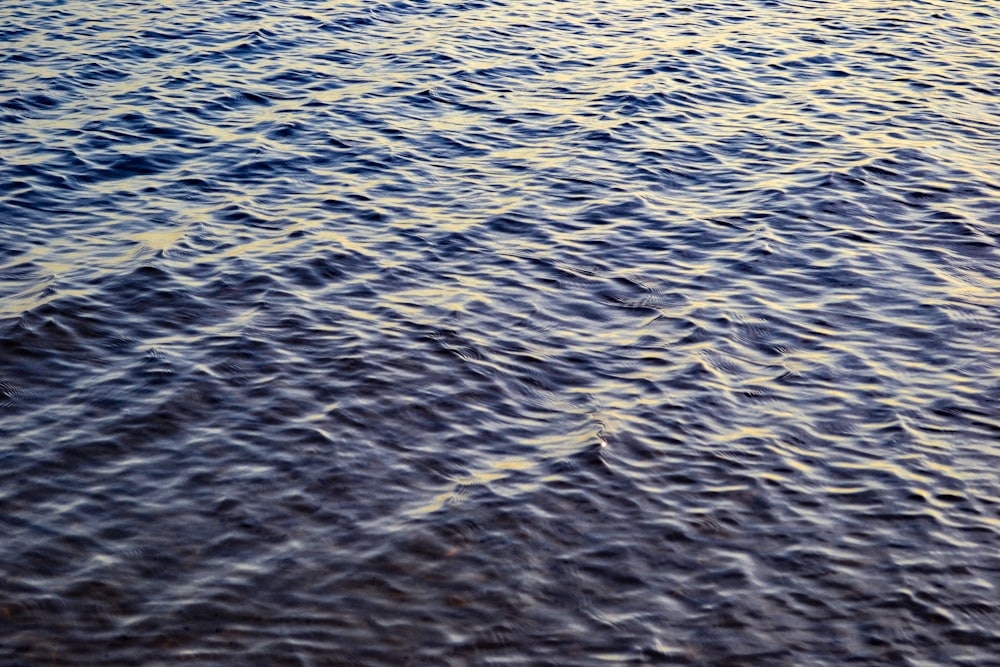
[2,0,1000,664]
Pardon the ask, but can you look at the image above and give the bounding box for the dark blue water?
[2,0,1000,664]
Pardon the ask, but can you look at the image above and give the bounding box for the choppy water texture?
[2,0,1000,664]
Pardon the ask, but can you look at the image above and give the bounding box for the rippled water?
[2,0,1000,664]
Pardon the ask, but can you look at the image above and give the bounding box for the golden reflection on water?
[405,456,540,518]
[4,0,996,441]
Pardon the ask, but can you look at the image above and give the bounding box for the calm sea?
[2,0,999,664]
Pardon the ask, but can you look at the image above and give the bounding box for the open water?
[2,0,1000,664]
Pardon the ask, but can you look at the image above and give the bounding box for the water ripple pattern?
[2,0,999,664]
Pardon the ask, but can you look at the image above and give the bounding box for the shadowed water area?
[2,0,1000,664]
